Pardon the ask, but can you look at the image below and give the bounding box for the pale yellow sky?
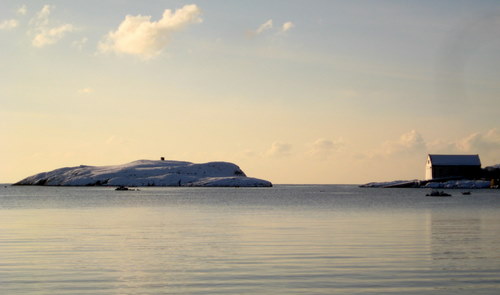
[1,1,500,184]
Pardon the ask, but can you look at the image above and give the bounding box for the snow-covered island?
[14,160,272,187]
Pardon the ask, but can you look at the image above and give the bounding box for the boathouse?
[425,154,482,180]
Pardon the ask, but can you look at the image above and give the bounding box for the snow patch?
[359,180,412,188]
[423,180,490,189]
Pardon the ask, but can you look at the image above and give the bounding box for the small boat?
[115,186,134,191]
[461,191,471,195]
[115,186,140,191]
[426,190,452,197]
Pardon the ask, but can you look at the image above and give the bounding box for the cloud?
[307,138,344,160]
[457,129,500,153]
[0,19,18,30]
[247,19,295,38]
[425,129,500,165]
[266,141,292,157]
[399,130,426,150]
[30,5,74,47]
[457,129,500,164]
[281,21,294,32]
[426,129,500,156]
[33,24,74,47]
[17,5,27,16]
[0,4,27,31]
[378,130,426,156]
[98,4,202,59]
[256,19,273,34]
[31,5,50,25]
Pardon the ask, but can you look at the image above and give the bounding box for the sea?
[0,184,499,294]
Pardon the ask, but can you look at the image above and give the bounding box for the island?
[14,159,272,187]
[360,179,492,189]
[360,156,500,189]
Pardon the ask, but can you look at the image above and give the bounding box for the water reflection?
[430,212,485,267]
[1,187,500,294]
[427,209,500,293]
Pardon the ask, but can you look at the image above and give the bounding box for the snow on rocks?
[423,180,490,189]
[361,179,492,189]
[15,160,272,187]
[359,180,414,188]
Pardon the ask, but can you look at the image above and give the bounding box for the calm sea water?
[0,185,499,294]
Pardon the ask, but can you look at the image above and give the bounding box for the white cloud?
[98,4,202,59]
[457,129,500,153]
[247,19,294,38]
[30,5,74,47]
[281,21,294,32]
[0,19,18,30]
[399,130,426,150]
[426,129,500,165]
[307,138,344,160]
[266,141,292,157]
[378,130,426,156]
[17,4,27,16]
[427,129,500,156]
[30,5,50,27]
[256,19,273,34]
[33,24,74,47]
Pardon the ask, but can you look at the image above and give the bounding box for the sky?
[1,0,500,184]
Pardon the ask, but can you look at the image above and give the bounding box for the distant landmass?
[360,163,500,189]
[360,179,492,189]
[14,160,272,187]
